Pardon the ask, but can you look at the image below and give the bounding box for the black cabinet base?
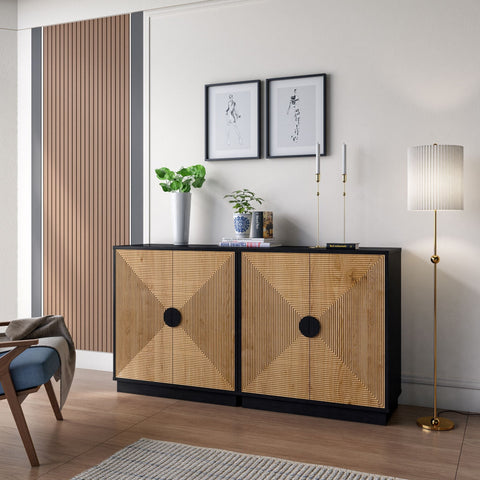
[241,395,392,425]
[116,380,395,425]
[116,379,240,407]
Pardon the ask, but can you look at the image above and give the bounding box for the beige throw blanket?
[5,315,75,409]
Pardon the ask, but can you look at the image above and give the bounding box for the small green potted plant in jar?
[224,188,263,238]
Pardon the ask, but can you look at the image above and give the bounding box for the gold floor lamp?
[407,144,464,431]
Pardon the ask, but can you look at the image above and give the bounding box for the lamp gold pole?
[416,209,454,431]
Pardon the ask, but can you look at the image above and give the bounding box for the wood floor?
[0,369,478,480]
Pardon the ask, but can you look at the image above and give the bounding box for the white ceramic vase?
[233,212,252,238]
[171,192,191,245]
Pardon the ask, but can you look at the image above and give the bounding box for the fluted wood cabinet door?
[115,249,235,392]
[115,250,173,383]
[242,251,386,408]
[309,254,385,408]
[241,252,310,399]
[172,251,235,391]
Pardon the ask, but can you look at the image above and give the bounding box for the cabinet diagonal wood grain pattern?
[242,252,385,408]
[115,249,235,391]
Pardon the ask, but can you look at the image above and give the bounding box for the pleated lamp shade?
[408,144,464,211]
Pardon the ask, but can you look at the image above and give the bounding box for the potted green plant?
[155,165,206,245]
[224,188,263,238]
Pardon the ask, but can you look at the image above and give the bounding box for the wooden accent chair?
[0,321,63,466]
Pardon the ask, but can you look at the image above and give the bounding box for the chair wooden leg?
[0,343,43,467]
[2,382,39,467]
[44,379,63,421]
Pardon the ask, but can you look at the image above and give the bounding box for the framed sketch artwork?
[266,74,326,158]
[205,80,261,161]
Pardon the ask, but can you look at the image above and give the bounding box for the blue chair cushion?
[0,346,60,395]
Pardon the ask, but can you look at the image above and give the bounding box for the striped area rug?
[72,438,407,480]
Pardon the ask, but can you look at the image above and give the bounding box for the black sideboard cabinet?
[114,245,401,425]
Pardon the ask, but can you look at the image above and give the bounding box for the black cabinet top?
[113,244,401,255]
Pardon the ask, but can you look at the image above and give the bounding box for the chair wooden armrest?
[0,339,39,349]
[0,321,11,327]
[0,339,39,350]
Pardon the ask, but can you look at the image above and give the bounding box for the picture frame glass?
[206,81,260,160]
[268,74,325,158]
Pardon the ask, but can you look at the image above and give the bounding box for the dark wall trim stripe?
[31,27,42,317]
[130,11,143,244]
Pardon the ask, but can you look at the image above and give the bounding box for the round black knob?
[164,307,182,327]
[299,316,320,338]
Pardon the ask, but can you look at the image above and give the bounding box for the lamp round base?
[416,416,455,431]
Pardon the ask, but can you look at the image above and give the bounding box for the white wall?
[0,0,18,322]
[14,0,480,410]
[145,0,480,411]
[17,28,32,318]
[17,0,206,29]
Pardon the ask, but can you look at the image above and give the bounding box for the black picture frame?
[205,80,261,161]
[266,73,326,158]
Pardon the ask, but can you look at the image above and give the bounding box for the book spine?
[222,238,272,242]
[263,211,273,239]
[326,243,359,250]
[218,241,275,248]
[251,211,264,238]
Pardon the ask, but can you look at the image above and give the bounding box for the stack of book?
[251,211,273,239]
[218,238,282,248]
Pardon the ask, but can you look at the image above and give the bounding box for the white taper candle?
[316,143,321,174]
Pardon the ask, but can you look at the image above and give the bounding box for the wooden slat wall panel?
[43,16,130,352]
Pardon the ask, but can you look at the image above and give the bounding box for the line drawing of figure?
[225,93,243,146]
[286,88,300,142]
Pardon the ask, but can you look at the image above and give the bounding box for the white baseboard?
[399,378,480,413]
[76,350,113,372]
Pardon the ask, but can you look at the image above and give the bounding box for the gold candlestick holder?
[342,173,346,243]
[310,173,323,249]
[326,172,358,250]
[316,173,320,247]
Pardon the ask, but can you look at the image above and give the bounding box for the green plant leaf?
[170,179,182,191]
[190,164,206,177]
[181,181,191,193]
[155,164,206,192]
[155,167,175,180]
[177,167,191,177]
[224,188,264,213]
[192,177,205,188]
